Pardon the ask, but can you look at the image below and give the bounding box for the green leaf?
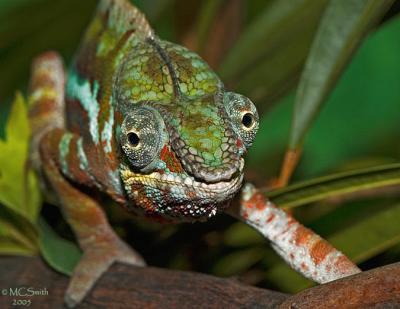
[0,92,40,256]
[0,238,37,256]
[0,219,36,252]
[267,265,312,293]
[289,0,394,149]
[38,217,81,276]
[223,222,265,247]
[212,247,265,276]
[0,92,42,223]
[247,17,400,179]
[219,0,327,107]
[268,163,400,208]
[330,202,400,264]
[0,205,39,255]
[4,91,28,146]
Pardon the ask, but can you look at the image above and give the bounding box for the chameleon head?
[115,44,259,222]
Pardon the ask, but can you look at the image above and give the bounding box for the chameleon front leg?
[39,129,146,307]
[227,183,360,283]
[29,52,145,307]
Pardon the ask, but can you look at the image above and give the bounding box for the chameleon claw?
[64,239,145,308]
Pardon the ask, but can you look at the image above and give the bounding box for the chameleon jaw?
[120,159,244,221]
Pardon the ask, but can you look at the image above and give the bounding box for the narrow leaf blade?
[289,0,394,149]
[219,0,328,108]
[268,163,400,208]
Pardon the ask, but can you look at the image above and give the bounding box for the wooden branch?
[1,256,400,308]
[0,256,287,308]
[280,261,400,308]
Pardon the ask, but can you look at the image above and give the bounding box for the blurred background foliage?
[1,0,400,294]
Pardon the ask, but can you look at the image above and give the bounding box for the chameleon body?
[28,0,258,306]
[28,0,360,306]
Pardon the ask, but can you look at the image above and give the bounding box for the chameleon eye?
[120,106,166,170]
[224,92,259,148]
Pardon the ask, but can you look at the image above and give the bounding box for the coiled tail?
[28,51,65,171]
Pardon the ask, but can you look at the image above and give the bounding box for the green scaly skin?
[64,0,259,221]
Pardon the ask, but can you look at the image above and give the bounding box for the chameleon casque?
[28,0,360,307]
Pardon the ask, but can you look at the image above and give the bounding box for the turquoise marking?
[67,70,100,144]
[59,133,74,177]
[101,103,114,153]
[108,169,123,196]
[76,137,89,171]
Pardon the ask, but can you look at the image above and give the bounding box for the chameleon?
[27,0,360,307]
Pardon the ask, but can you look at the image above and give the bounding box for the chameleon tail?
[28,51,65,171]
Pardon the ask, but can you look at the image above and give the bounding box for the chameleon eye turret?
[223,92,259,148]
[119,106,167,170]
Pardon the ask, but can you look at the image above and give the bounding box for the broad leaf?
[38,218,81,276]
[0,92,41,223]
[0,93,40,255]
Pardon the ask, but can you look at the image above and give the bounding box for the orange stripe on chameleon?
[293,225,313,246]
[160,145,184,173]
[310,239,336,266]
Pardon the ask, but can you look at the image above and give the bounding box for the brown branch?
[279,262,400,308]
[1,256,400,308]
[0,256,287,308]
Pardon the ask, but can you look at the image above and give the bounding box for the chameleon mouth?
[120,159,244,220]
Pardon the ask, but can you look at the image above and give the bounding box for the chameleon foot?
[64,238,145,308]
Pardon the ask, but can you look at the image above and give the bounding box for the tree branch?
[1,256,399,308]
[0,256,287,308]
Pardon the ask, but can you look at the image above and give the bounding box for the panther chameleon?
[28,0,360,307]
